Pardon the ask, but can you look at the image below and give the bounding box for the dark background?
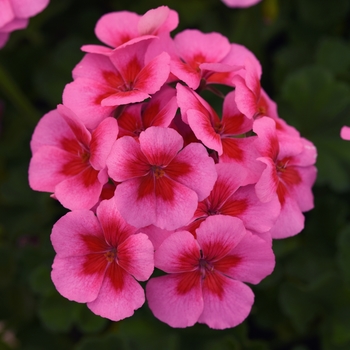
[1,0,350,349]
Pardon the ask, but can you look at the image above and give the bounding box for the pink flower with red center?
[81,6,179,55]
[169,29,241,90]
[177,83,263,184]
[146,215,275,329]
[63,39,170,129]
[253,117,317,238]
[117,86,177,138]
[106,126,217,230]
[0,0,49,49]
[341,126,350,140]
[183,163,280,239]
[51,198,154,321]
[28,104,118,210]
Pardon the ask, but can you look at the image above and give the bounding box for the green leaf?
[76,305,108,334]
[337,225,350,286]
[28,264,55,297]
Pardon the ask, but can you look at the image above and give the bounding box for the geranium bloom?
[0,0,49,49]
[63,39,170,129]
[29,104,118,210]
[221,0,262,8]
[146,215,275,329]
[81,6,179,55]
[253,117,317,238]
[341,126,350,140]
[106,126,217,230]
[51,199,154,321]
[183,163,280,238]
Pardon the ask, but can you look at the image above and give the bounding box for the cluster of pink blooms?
[0,0,50,49]
[28,6,317,329]
[341,126,350,141]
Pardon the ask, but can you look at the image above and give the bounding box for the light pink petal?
[253,117,279,159]
[89,117,119,170]
[222,0,261,7]
[51,255,106,303]
[101,89,151,106]
[187,109,223,154]
[255,157,279,203]
[139,126,183,165]
[51,210,105,258]
[170,142,217,201]
[174,29,231,66]
[63,79,116,129]
[56,104,91,147]
[221,43,262,77]
[146,273,203,328]
[139,225,174,250]
[0,0,14,28]
[114,175,199,230]
[106,136,150,181]
[269,194,305,239]
[55,166,103,210]
[138,6,170,35]
[80,44,113,55]
[30,109,75,154]
[96,198,136,246]
[133,51,170,94]
[94,11,140,48]
[198,276,254,329]
[87,263,145,321]
[218,230,275,283]
[170,59,202,90]
[29,146,74,192]
[341,126,350,140]
[141,85,177,128]
[196,215,246,261]
[117,233,154,280]
[9,0,49,18]
[154,230,200,273]
[226,184,281,233]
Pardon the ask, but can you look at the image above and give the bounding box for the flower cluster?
[0,0,50,49]
[28,6,317,329]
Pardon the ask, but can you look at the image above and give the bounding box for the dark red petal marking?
[155,175,175,201]
[106,261,126,292]
[137,172,155,199]
[176,270,201,295]
[142,101,161,128]
[221,138,244,161]
[123,56,143,87]
[81,234,109,253]
[220,198,248,217]
[81,166,100,187]
[82,253,108,276]
[165,159,192,180]
[202,269,226,299]
[201,240,233,263]
[222,114,248,134]
[60,137,86,155]
[213,254,242,274]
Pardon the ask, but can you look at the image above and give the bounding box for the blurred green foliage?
[1,0,350,349]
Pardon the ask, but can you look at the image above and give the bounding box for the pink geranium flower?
[29,104,118,210]
[0,0,49,49]
[221,0,262,8]
[51,198,154,321]
[146,215,275,329]
[81,6,179,55]
[341,126,350,140]
[106,126,217,230]
[253,117,317,238]
[63,39,170,129]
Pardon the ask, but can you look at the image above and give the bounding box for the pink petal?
[139,126,183,165]
[154,230,201,273]
[50,210,105,258]
[219,230,275,284]
[0,0,14,28]
[341,126,350,140]
[101,89,151,106]
[139,225,174,250]
[117,233,154,280]
[196,215,246,261]
[87,263,145,321]
[146,273,203,328]
[106,136,150,181]
[51,255,106,303]
[221,0,261,8]
[138,6,171,35]
[9,0,49,18]
[170,142,217,201]
[94,11,140,48]
[89,117,119,170]
[0,32,10,48]
[198,276,254,329]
